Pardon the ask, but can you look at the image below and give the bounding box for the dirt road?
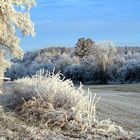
[84,84,140,138]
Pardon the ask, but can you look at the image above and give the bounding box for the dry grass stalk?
[0,70,136,139]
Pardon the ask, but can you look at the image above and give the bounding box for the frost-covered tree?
[75,38,95,58]
[0,0,35,82]
[91,41,117,83]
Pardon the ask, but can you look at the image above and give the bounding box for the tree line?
[5,38,140,84]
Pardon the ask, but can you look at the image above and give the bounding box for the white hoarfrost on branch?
[92,40,117,72]
[0,0,35,57]
[0,0,35,88]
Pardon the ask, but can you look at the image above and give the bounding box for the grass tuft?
[0,70,136,139]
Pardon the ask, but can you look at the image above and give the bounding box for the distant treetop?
[75,38,95,58]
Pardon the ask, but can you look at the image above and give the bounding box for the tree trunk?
[0,69,4,91]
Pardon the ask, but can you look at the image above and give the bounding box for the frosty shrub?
[13,69,99,122]
[117,59,140,83]
[4,70,134,139]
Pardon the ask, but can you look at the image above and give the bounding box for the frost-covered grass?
[13,69,100,123]
[0,70,136,139]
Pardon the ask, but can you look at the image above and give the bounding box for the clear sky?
[21,0,140,51]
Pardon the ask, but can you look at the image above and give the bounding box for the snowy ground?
[84,84,140,138]
[1,82,140,139]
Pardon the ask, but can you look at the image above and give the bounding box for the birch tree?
[91,41,117,83]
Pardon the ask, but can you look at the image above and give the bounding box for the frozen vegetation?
[0,71,137,139]
[0,0,35,92]
[1,41,140,139]
[0,1,139,139]
[5,39,140,84]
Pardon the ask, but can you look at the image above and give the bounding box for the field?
[84,84,140,137]
[0,82,140,139]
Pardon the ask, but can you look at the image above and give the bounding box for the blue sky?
[21,0,140,51]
